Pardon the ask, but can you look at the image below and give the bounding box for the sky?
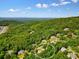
[0,0,79,18]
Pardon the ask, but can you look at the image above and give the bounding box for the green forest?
[0,17,79,59]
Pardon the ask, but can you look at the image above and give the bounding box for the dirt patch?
[0,26,8,34]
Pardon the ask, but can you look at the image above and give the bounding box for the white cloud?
[71,0,78,3]
[51,3,59,6]
[60,1,71,5]
[42,4,48,8]
[8,9,18,12]
[36,3,42,8]
[35,3,48,8]
[51,1,71,7]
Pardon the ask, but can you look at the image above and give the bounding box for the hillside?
[0,17,79,59]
